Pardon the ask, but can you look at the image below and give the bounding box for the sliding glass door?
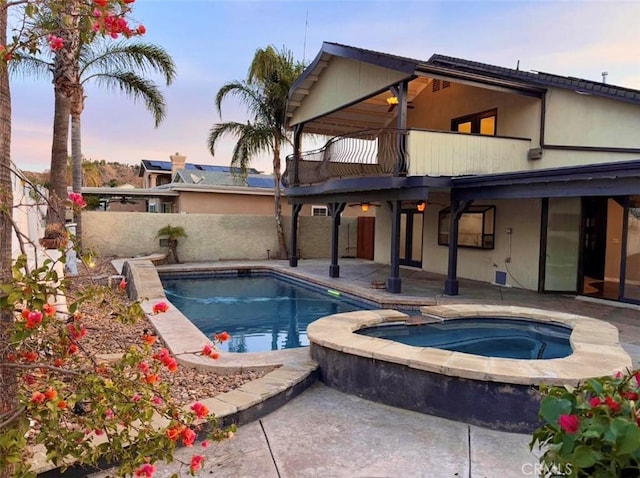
[622,195,640,302]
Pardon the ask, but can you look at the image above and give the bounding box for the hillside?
[22,160,143,188]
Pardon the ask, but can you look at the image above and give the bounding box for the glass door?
[541,198,581,292]
[622,195,640,302]
[399,210,423,268]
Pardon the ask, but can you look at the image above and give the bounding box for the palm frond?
[90,72,166,126]
[9,53,53,79]
[80,41,176,86]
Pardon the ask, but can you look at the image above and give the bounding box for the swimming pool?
[356,318,572,359]
[161,273,374,353]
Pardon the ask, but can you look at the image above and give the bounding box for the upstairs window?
[438,205,496,249]
[451,108,497,136]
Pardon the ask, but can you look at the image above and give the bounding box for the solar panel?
[185,163,198,170]
[246,176,275,188]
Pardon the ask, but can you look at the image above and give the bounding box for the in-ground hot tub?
[307,304,632,433]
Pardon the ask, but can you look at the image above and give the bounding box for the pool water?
[357,318,572,359]
[162,274,373,353]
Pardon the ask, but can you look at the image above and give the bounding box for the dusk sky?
[11,0,640,174]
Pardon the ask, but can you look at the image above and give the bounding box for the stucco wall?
[82,212,357,261]
[408,82,541,143]
[373,194,542,290]
[175,191,281,215]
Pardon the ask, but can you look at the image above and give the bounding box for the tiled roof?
[174,170,275,189]
[426,54,640,104]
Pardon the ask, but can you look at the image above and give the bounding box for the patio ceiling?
[296,77,431,137]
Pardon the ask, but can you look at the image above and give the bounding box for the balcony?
[283,128,532,187]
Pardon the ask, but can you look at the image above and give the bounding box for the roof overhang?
[452,159,640,200]
[79,187,178,198]
[286,42,545,137]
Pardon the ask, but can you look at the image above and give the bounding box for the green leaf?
[539,396,573,429]
[617,422,640,455]
[572,445,597,468]
[587,378,604,395]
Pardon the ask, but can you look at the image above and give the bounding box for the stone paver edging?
[307,304,633,386]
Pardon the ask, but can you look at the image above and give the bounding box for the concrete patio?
[96,258,640,477]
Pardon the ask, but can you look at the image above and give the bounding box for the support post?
[289,203,302,267]
[387,200,402,293]
[328,202,346,277]
[292,124,304,186]
[444,195,472,296]
[390,80,409,176]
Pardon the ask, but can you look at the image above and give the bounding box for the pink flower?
[132,393,142,403]
[134,463,156,477]
[25,310,43,329]
[137,24,146,35]
[105,409,114,419]
[68,192,87,208]
[30,391,46,404]
[558,414,580,434]
[190,402,209,419]
[201,440,209,448]
[152,301,169,314]
[190,455,204,473]
[47,35,64,51]
[119,278,127,290]
[589,397,602,407]
[622,391,639,401]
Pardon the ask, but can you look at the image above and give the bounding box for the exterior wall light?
[416,200,426,212]
[361,203,370,213]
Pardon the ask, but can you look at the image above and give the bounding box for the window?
[451,108,497,136]
[162,202,173,214]
[438,205,495,249]
[311,205,328,216]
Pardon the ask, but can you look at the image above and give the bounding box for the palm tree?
[17,39,176,247]
[208,45,305,260]
[156,225,187,264]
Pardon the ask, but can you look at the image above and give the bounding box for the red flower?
[181,427,196,447]
[589,397,602,407]
[25,351,38,362]
[47,35,64,52]
[621,391,639,401]
[634,371,640,387]
[21,308,31,319]
[43,303,56,317]
[30,392,46,404]
[136,24,146,35]
[57,400,67,409]
[164,357,178,372]
[134,463,156,477]
[145,374,160,385]
[68,344,79,355]
[190,402,209,419]
[190,455,204,473]
[138,361,150,374]
[142,334,156,346]
[558,414,580,434]
[201,440,209,448]
[119,278,127,290]
[166,427,180,441]
[93,0,107,7]
[123,0,135,4]
[605,396,620,412]
[214,331,230,342]
[44,388,57,401]
[25,310,43,329]
[152,301,169,314]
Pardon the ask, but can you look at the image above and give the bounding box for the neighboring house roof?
[138,159,261,176]
[288,41,640,121]
[173,169,275,189]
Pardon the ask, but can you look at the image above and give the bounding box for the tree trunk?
[46,1,81,228]
[0,3,18,476]
[70,103,83,250]
[169,239,180,264]
[272,140,288,259]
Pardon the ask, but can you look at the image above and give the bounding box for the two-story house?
[283,42,640,304]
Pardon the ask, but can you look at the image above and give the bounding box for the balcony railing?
[283,128,532,187]
[283,128,408,187]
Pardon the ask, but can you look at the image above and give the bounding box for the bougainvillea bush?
[530,369,640,478]
[0,195,232,477]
